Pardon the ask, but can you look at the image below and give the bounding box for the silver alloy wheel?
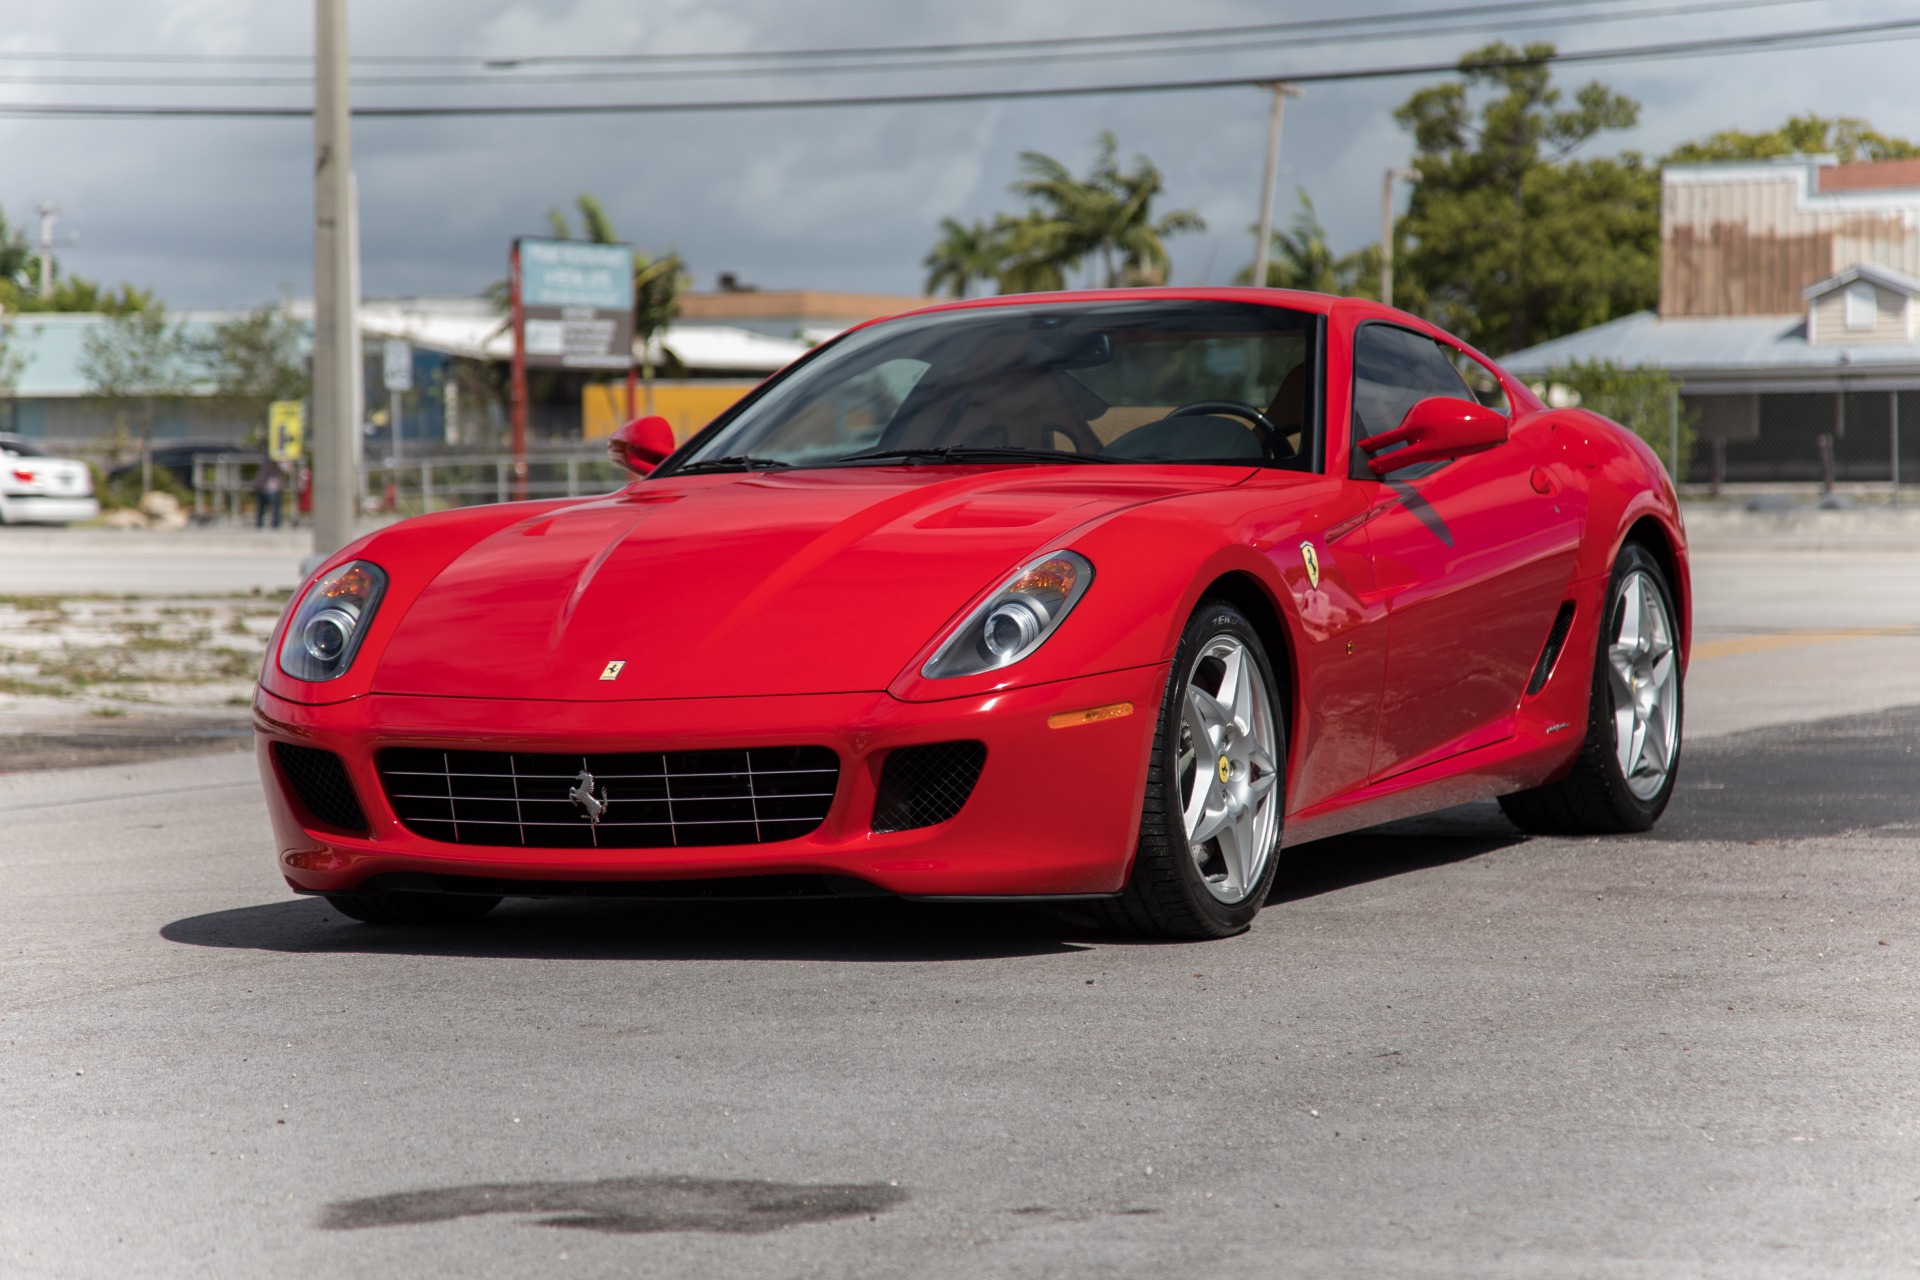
[1175,634,1282,904]
[1607,568,1680,801]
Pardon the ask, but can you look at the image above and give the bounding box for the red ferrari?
[256,289,1687,939]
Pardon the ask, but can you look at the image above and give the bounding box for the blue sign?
[520,239,633,310]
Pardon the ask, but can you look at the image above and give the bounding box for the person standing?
[254,458,288,529]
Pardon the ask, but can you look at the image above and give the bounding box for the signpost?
[267,401,306,463]
[509,237,634,499]
[382,338,412,461]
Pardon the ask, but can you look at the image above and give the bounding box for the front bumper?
[255,665,1166,899]
[0,495,99,524]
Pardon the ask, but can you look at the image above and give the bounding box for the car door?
[1351,323,1579,781]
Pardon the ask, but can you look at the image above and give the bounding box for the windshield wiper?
[675,455,793,474]
[834,445,1117,467]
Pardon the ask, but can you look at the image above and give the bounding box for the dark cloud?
[3,0,1915,308]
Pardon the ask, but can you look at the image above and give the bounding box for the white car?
[0,434,101,525]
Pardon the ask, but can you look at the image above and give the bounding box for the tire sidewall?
[1146,602,1287,932]
[1590,542,1683,829]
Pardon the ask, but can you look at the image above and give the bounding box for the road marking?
[1693,627,1920,661]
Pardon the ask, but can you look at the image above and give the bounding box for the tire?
[1097,601,1286,940]
[324,891,502,926]
[1499,541,1683,834]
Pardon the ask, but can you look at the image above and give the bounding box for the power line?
[0,0,1806,69]
[0,16,1915,119]
[0,0,1821,90]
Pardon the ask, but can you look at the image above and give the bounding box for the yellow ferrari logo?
[1218,754,1232,784]
[1299,540,1320,589]
[599,660,626,681]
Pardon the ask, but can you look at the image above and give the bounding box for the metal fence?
[186,449,626,523]
[1678,389,1918,499]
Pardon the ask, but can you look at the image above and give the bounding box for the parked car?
[105,440,261,492]
[257,288,1689,938]
[0,434,100,525]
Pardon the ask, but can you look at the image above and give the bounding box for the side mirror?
[608,415,676,476]
[1358,397,1509,478]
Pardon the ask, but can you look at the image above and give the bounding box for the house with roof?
[1502,156,1920,486]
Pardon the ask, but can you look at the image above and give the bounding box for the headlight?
[278,560,388,682]
[922,551,1092,679]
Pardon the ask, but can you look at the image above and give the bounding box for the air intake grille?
[1526,601,1578,696]
[872,741,987,833]
[273,743,369,834]
[376,746,839,849]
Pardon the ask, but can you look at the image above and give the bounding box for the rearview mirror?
[608,415,677,476]
[1358,397,1509,477]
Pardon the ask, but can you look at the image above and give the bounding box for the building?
[1502,156,1920,486]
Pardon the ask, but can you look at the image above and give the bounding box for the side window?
[1349,324,1476,479]
[1452,350,1511,414]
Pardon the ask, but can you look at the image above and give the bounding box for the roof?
[1803,262,1920,301]
[1500,310,1920,385]
[0,310,238,398]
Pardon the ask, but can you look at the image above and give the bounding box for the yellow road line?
[1692,627,1920,661]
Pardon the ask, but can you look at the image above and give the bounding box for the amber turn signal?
[1047,701,1134,730]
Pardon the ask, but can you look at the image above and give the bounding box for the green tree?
[1234,190,1380,296]
[1395,42,1656,355]
[1666,114,1920,165]
[78,301,195,493]
[0,318,27,433]
[996,132,1206,290]
[1544,359,1696,480]
[534,194,691,413]
[196,301,309,444]
[923,217,1007,298]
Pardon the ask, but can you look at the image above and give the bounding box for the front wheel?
[1099,601,1286,939]
[1500,541,1682,833]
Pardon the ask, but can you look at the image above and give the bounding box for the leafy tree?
[1666,114,1920,165]
[0,203,153,315]
[1544,359,1696,480]
[1003,132,1205,289]
[0,318,26,433]
[78,301,195,493]
[196,301,309,444]
[1234,190,1380,296]
[923,217,1006,298]
[1394,42,1656,355]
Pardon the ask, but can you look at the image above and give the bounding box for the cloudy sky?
[4,0,1918,310]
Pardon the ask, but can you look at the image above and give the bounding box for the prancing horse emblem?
[1299,539,1321,589]
[569,769,609,826]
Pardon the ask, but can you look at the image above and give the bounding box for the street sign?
[515,238,635,370]
[267,401,305,462]
[382,339,413,392]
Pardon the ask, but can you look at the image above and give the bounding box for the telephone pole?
[1380,168,1417,308]
[36,203,59,301]
[1250,82,1302,289]
[312,0,356,558]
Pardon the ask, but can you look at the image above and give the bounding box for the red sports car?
[256,289,1687,939]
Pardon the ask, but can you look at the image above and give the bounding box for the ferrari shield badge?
[1299,540,1321,589]
[599,660,626,681]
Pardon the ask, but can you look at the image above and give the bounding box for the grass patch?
[89,705,129,718]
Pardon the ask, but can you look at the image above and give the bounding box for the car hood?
[371,464,1249,699]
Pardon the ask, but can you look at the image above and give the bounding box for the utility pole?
[1380,168,1416,308]
[35,203,59,302]
[311,0,356,558]
[1250,82,1302,289]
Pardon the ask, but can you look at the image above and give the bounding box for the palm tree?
[922,218,1006,298]
[1006,132,1206,289]
[1236,190,1379,297]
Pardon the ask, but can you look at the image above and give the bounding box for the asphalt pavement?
[3,510,1919,1277]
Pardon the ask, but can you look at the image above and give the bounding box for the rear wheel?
[324,891,501,926]
[1099,601,1285,939]
[1499,541,1682,833]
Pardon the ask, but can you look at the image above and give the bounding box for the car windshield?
[0,437,50,458]
[666,299,1318,473]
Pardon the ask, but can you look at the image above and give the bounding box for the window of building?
[1844,281,1878,331]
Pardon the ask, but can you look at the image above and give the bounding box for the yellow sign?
[268,401,306,462]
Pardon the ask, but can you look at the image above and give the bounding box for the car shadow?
[1268,800,1528,905]
[159,893,1097,962]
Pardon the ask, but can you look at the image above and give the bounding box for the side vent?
[273,743,370,835]
[1525,603,1578,697]
[872,741,987,834]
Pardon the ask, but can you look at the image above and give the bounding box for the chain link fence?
[1678,388,1918,499]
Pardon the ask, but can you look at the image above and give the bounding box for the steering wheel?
[1166,400,1284,459]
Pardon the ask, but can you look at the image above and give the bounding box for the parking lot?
[4,512,1919,1278]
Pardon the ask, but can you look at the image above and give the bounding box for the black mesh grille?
[1527,601,1578,696]
[273,743,369,835]
[872,741,987,834]
[376,746,839,849]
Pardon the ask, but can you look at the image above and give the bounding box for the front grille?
[273,743,369,834]
[376,746,839,849]
[871,741,987,833]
